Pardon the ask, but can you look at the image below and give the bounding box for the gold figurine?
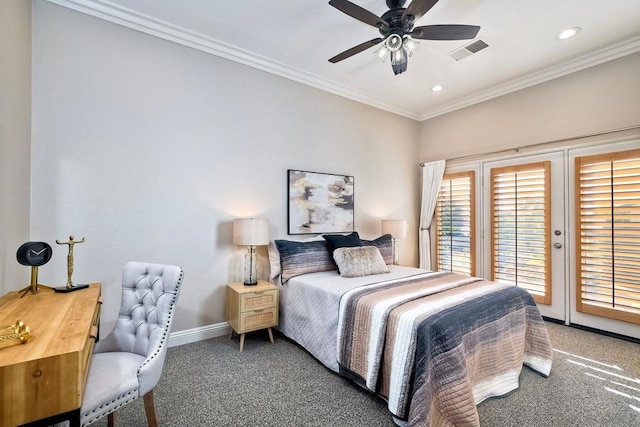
[56,235,86,289]
[0,320,30,344]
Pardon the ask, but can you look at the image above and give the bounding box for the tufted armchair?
[81,262,184,427]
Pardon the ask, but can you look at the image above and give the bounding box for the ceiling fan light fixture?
[392,60,407,75]
[385,34,403,52]
[391,48,407,66]
[374,44,389,62]
[327,0,481,76]
[403,37,420,57]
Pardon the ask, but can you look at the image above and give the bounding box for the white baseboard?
[168,321,231,348]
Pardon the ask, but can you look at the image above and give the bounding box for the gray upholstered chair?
[80,262,184,427]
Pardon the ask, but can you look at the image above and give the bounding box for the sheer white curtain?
[419,160,446,270]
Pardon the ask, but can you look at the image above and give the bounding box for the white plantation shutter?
[575,149,640,324]
[435,171,475,276]
[490,162,551,304]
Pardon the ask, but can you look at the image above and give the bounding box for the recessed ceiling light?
[432,85,443,92]
[558,27,581,40]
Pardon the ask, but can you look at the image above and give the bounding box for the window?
[490,162,551,304]
[575,148,640,324]
[435,171,475,276]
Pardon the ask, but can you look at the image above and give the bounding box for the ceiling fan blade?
[410,24,480,40]
[401,0,440,25]
[329,0,388,30]
[328,38,383,63]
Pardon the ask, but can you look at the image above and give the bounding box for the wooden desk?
[0,284,101,427]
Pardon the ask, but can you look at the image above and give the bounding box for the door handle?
[554,243,562,249]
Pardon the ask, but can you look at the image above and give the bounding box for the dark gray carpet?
[93,322,640,426]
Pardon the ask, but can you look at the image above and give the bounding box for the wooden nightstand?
[225,280,279,352]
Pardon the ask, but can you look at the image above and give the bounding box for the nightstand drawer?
[240,290,277,312]
[239,307,278,332]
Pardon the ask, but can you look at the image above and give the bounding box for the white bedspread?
[276,266,434,372]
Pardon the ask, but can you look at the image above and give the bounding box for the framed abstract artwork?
[287,170,355,235]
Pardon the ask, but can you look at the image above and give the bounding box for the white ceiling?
[51,0,640,120]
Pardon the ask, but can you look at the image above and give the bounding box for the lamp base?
[391,238,400,266]
[242,245,258,286]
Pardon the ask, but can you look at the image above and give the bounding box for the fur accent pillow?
[333,246,390,278]
[360,234,393,265]
[275,239,336,283]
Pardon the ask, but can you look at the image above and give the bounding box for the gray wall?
[419,52,640,161]
[0,0,31,295]
[30,1,420,334]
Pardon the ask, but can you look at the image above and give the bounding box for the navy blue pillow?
[323,232,362,273]
[322,232,362,255]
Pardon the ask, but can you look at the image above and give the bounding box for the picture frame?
[287,169,355,235]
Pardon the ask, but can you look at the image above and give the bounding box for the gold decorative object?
[16,241,54,298]
[55,235,88,292]
[0,320,31,344]
[19,266,54,298]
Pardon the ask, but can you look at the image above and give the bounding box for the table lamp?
[381,219,408,265]
[233,218,269,285]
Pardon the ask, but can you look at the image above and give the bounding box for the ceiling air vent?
[449,39,489,61]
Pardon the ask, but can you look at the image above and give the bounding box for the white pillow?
[268,241,281,281]
[332,246,390,278]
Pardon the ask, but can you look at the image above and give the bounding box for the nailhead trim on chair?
[137,269,183,377]
[82,388,138,426]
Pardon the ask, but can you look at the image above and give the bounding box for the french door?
[482,151,566,320]
[471,140,640,339]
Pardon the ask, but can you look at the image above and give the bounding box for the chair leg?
[107,412,116,427]
[143,389,158,427]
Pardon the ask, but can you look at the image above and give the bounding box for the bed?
[270,235,553,427]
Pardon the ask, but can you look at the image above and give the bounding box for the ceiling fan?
[328,0,480,75]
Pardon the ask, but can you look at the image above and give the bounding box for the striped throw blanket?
[337,272,553,427]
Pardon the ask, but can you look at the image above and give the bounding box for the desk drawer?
[81,299,102,389]
[239,290,277,312]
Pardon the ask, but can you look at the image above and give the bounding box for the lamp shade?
[381,219,408,240]
[233,218,269,246]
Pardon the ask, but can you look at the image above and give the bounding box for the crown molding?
[417,35,640,121]
[45,0,640,123]
[44,0,420,120]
